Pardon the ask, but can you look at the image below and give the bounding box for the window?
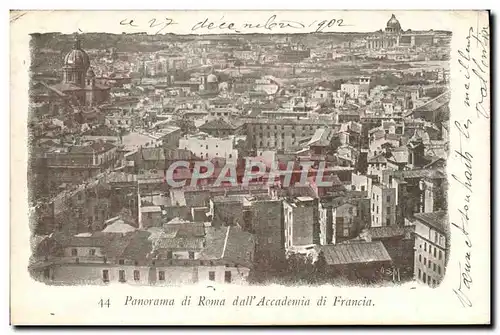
[428,260,431,268]
[423,272,426,283]
[225,271,232,283]
[418,269,421,279]
[361,186,365,192]
[158,271,165,281]
[189,252,195,260]
[424,243,427,252]
[102,270,109,282]
[419,254,422,262]
[209,271,215,281]
[433,248,437,258]
[134,260,139,266]
[75,258,79,264]
[433,263,436,271]
[427,275,431,284]
[434,231,438,243]
[386,218,390,226]
[424,257,427,266]
[167,251,173,259]
[89,249,96,256]
[119,259,125,265]
[372,204,375,211]
[119,270,126,282]
[386,207,391,214]
[71,248,78,256]
[386,195,390,202]
[376,206,379,214]
[439,250,443,260]
[433,279,436,286]
[134,270,140,281]
[147,213,153,219]
[438,266,441,275]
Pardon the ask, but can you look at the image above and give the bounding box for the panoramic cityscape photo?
[28,14,451,288]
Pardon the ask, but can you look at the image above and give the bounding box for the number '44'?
[98,299,110,308]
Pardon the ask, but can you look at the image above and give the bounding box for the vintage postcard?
[10,10,490,325]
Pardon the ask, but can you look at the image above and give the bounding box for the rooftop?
[140,206,162,213]
[321,241,392,266]
[414,211,448,235]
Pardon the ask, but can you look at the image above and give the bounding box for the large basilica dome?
[385,14,402,34]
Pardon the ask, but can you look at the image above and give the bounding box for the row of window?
[372,193,391,202]
[253,132,299,138]
[102,269,140,282]
[249,125,320,131]
[418,255,442,275]
[371,215,392,226]
[350,185,366,192]
[102,270,233,283]
[71,251,196,262]
[197,152,232,159]
[418,269,438,287]
[422,242,444,260]
[71,248,97,256]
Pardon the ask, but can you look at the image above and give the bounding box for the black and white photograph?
[10,9,490,325]
[27,13,452,288]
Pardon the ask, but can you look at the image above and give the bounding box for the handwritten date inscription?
[120,18,177,34]
[120,15,348,34]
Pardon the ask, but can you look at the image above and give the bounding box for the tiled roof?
[387,149,408,164]
[199,118,236,130]
[102,220,137,234]
[414,211,448,235]
[412,91,450,113]
[321,241,392,265]
[165,148,197,161]
[162,222,206,238]
[368,153,388,164]
[200,226,255,268]
[60,232,118,248]
[363,225,415,240]
[141,206,162,213]
[154,237,205,250]
[118,231,152,260]
[140,147,165,161]
[385,168,446,180]
[67,141,116,154]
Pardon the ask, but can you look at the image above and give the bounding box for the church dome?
[386,14,402,31]
[206,73,218,83]
[64,37,90,70]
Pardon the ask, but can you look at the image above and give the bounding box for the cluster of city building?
[29,14,450,287]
